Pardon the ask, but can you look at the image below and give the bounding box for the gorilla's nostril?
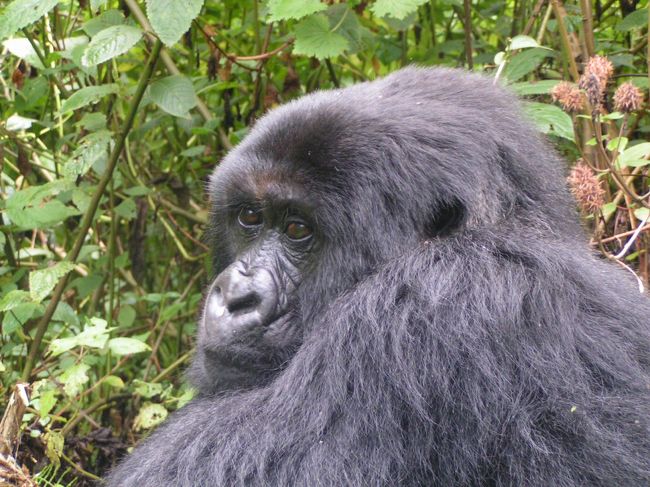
[226,293,260,314]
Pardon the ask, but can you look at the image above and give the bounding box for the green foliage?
[293,14,349,59]
[267,0,326,21]
[146,0,205,46]
[0,0,647,483]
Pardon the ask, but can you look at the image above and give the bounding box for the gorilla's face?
[196,169,322,388]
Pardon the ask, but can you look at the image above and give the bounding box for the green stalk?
[21,40,164,382]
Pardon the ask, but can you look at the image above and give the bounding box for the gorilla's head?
[192,67,578,393]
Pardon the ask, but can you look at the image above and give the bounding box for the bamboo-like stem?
[21,41,164,382]
[551,0,580,81]
[463,0,473,69]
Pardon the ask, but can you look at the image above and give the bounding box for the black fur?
[107,67,650,486]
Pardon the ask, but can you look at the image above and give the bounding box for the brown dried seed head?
[551,81,584,112]
[579,73,603,109]
[584,55,614,91]
[613,82,644,113]
[567,162,605,214]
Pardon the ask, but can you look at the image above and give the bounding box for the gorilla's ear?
[423,198,466,238]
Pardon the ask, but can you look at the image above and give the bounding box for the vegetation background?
[0,0,648,484]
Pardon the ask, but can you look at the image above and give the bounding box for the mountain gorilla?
[107,67,650,486]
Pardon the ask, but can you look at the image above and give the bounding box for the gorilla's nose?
[214,263,260,314]
[204,262,279,334]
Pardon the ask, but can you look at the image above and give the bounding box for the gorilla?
[107,67,650,486]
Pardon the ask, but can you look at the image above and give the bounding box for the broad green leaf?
[267,0,326,21]
[117,305,137,327]
[616,9,647,31]
[108,337,151,355]
[147,75,197,117]
[133,380,163,398]
[0,290,31,312]
[61,84,119,113]
[601,201,617,220]
[134,403,168,431]
[114,198,136,220]
[81,25,142,67]
[6,194,80,229]
[44,430,64,469]
[293,14,348,59]
[29,261,75,302]
[63,129,112,179]
[324,4,370,54]
[510,80,559,96]
[59,363,90,396]
[634,207,650,222]
[606,136,628,152]
[82,9,125,37]
[36,389,58,418]
[619,142,650,168]
[49,317,110,355]
[0,0,60,41]
[503,48,553,82]
[2,302,41,334]
[523,102,574,141]
[146,0,204,46]
[509,35,543,50]
[371,0,428,20]
[104,375,125,389]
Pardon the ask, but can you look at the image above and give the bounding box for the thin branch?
[21,40,164,382]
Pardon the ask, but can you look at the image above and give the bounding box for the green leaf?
[61,84,119,113]
[601,201,617,219]
[146,0,204,46]
[606,136,628,152]
[117,305,137,327]
[82,9,125,37]
[44,430,64,469]
[108,337,151,355]
[134,402,168,431]
[5,180,76,230]
[133,380,163,398]
[63,129,112,179]
[49,317,110,355]
[114,198,137,220]
[619,142,650,168]
[36,389,58,418]
[0,289,31,312]
[634,207,650,222]
[370,0,428,20]
[81,24,143,67]
[59,363,90,396]
[267,0,326,21]
[147,75,197,117]
[523,102,574,141]
[509,34,545,50]
[29,261,75,302]
[503,48,553,82]
[0,0,60,41]
[616,9,647,31]
[510,80,559,96]
[104,375,125,388]
[293,14,348,59]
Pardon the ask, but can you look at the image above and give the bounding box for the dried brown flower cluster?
[551,81,584,112]
[578,55,614,108]
[613,82,644,113]
[567,162,605,214]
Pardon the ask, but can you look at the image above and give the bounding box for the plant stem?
[21,40,164,382]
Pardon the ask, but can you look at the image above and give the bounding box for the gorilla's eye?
[286,221,312,241]
[238,207,263,227]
